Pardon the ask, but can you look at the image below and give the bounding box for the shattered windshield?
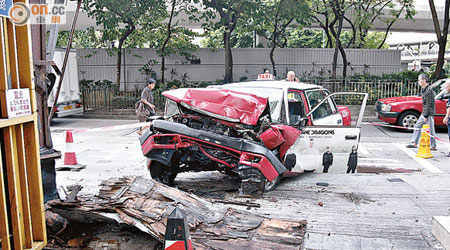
[221,87,284,122]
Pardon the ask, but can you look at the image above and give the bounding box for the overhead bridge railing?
[0,1,47,249]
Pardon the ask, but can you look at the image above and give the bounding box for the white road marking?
[393,143,443,173]
[359,158,400,163]
[363,148,383,151]
[358,144,370,155]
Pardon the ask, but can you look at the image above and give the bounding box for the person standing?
[407,74,437,150]
[136,78,157,135]
[346,145,358,174]
[322,147,333,173]
[443,82,450,157]
[286,71,299,82]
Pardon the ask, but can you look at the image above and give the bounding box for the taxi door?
[286,92,368,174]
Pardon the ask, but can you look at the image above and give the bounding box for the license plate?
[64,105,72,110]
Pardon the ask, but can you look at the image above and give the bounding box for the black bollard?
[164,207,193,250]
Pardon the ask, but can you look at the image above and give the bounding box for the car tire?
[264,174,281,192]
[148,160,177,186]
[397,111,420,129]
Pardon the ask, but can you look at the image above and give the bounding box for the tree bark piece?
[48,177,306,249]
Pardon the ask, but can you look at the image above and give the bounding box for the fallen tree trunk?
[48,177,306,249]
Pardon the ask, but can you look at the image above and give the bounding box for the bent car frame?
[140,79,368,194]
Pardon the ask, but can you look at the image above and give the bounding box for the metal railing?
[81,79,421,112]
[304,79,421,105]
[81,86,165,112]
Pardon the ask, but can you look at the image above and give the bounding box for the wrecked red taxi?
[140,80,368,193]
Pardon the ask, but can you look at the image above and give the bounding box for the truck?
[48,49,83,118]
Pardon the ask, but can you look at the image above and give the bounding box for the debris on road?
[48,177,307,249]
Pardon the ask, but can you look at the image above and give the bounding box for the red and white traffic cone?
[57,130,86,171]
[164,207,193,250]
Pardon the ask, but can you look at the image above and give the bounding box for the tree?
[202,0,254,83]
[82,0,166,90]
[349,0,415,49]
[429,0,450,79]
[253,0,309,77]
[309,0,415,78]
[158,0,199,86]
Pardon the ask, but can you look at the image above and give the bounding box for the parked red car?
[376,79,450,128]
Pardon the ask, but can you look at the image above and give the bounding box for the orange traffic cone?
[416,124,433,159]
[57,130,86,171]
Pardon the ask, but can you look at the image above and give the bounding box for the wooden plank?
[0,18,8,120]
[6,19,19,89]
[49,177,307,249]
[0,114,34,128]
[14,6,33,89]
[3,126,25,249]
[23,122,46,242]
[15,124,33,248]
[0,140,11,250]
[2,18,12,90]
[30,241,46,250]
[14,4,36,111]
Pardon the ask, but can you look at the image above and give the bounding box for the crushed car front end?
[140,88,291,194]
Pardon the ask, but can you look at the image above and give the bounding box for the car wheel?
[148,160,177,186]
[397,111,419,128]
[264,174,281,192]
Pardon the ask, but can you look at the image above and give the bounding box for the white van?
[48,49,83,118]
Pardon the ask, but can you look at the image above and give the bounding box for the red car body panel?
[337,105,352,126]
[239,152,279,181]
[377,96,447,126]
[270,124,302,158]
[141,132,280,181]
[163,88,269,126]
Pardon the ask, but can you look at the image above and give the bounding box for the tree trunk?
[337,16,347,77]
[332,47,338,79]
[270,40,277,77]
[115,25,135,91]
[161,56,166,87]
[429,0,450,79]
[160,0,177,87]
[224,29,233,83]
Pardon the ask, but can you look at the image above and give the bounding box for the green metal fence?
[81,79,420,112]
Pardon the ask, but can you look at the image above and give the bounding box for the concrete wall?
[77,48,402,91]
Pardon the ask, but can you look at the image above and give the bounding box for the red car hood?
[378,96,421,104]
[163,88,269,126]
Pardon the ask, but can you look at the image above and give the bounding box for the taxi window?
[306,90,335,120]
[287,91,305,125]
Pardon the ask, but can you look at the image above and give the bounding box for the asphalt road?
[50,118,450,250]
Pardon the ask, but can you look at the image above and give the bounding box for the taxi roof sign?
[257,73,274,80]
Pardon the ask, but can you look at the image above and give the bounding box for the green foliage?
[55,28,104,48]
[200,26,254,48]
[287,29,323,48]
[82,0,166,50]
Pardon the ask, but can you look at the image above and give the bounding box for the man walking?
[322,147,333,173]
[407,74,437,150]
